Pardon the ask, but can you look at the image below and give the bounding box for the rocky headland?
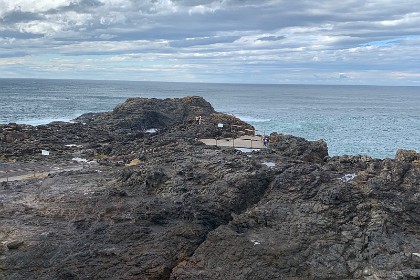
[0,96,419,280]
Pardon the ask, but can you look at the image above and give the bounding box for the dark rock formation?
[0,96,252,162]
[0,97,419,280]
[75,96,216,131]
[267,133,329,163]
[1,145,271,280]
[171,154,420,279]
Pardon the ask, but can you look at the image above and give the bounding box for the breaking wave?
[235,115,272,123]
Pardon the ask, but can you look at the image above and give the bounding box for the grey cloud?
[0,50,30,58]
[172,0,221,6]
[1,0,420,85]
[257,36,286,42]
[0,30,43,40]
[70,0,104,9]
[0,11,44,24]
[47,0,104,14]
[169,36,240,48]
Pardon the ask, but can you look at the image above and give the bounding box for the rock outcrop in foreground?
[0,97,419,280]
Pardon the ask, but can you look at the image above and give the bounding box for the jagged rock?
[0,97,419,280]
[6,241,24,250]
[395,149,420,162]
[268,133,329,163]
[75,96,216,131]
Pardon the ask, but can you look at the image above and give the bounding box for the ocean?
[1,78,419,159]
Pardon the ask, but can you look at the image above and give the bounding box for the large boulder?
[75,96,216,132]
[268,133,329,163]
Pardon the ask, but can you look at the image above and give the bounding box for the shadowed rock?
[75,96,216,131]
[0,97,419,280]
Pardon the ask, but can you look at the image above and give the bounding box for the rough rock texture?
[0,97,252,162]
[1,145,271,280]
[75,96,216,131]
[0,97,419,280]
[171,154,420,279]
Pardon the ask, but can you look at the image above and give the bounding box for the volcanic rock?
[75,96,216,131]
[0,96,419,280]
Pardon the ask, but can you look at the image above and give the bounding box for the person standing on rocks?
[263,136,269,147]
[195,116,201,125]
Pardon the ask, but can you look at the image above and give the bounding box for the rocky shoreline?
[1,97,419,279]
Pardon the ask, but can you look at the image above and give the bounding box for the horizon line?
[1,77,418,88]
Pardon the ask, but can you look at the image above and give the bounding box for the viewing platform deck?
[200,135,265,149]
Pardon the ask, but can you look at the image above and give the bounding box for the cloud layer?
[1,0,420,84]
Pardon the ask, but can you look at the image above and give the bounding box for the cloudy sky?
[1,0,420,85]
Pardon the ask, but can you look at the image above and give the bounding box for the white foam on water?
[234,115,271,123]
[17,117,72,126]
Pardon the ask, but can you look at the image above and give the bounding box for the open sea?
[1,78,419,159]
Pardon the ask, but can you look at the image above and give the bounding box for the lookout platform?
[200,135,265,149]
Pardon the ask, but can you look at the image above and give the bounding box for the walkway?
[200,135,265,149]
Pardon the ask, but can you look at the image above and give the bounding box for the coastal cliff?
[0,97,419,280]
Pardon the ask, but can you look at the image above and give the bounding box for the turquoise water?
[1,78,419,158]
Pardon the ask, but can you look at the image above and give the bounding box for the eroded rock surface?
[0,97,419,280]
[171,154,420,279]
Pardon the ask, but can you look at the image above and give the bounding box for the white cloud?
[151,0,178,14]
[16,21,65,35]
[99,12,126,25]
[0,0,71,14]
[379,12,420,27]
[391,72,420,78]
[0,56,28,66]
[188,2,224,15]
[1,0,420,85]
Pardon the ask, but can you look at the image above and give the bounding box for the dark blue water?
[1,78,419,158]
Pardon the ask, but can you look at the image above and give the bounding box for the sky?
[1,0,420,85]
